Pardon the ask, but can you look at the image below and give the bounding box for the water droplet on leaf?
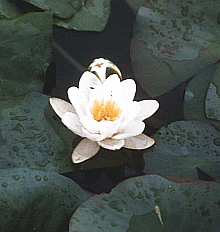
[35,175,41,181]
[2,182,7,187]
[12,175,20,181]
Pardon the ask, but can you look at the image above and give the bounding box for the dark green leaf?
[143,120,220,180]
[69,175,220,231]
[130,0,220,97]
[184,61,220,128]
[0,92,76,172]
[0,167,92,232]
[0,12,52,98]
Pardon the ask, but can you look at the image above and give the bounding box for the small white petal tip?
[123,134,155,150]
[72,138,100,163]
[49,97,75,118]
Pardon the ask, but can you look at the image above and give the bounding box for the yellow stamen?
[90,99,122,122]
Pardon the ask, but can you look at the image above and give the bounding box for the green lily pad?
[0,0,22,18]
[0,11,52,98]
[69,175,220,231]
[53,0,110,31]
[130,0,220,97]
[184,61,220,128]
[0,92,76,172]
[0,167,92,232]
[143,120,220,180]
[24,0,81,19]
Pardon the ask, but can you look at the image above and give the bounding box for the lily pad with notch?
[184,61,220,129]
[130,0,220,97]
[69,175,220,231]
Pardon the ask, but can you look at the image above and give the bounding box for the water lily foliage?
[50,58,159,163]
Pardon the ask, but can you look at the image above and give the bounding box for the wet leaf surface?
[0,168,92,232]
[70,175,220,231]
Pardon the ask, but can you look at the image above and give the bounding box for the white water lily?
[50,60,159,163]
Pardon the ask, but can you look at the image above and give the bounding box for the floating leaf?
[0,167,92,232]
[70,175,220,231]
[53,0,110,31]
[144,121,220,180]
[24,0,81,19]
[184,61,220,128]
[0,12,52,98]
[0,0,22,18]
[130,0,220,97]
[0,92,76,172]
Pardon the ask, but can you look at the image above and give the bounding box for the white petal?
[68,87,88,116]
[119,101,140,130]
[121,79,136,101]
[86,74,123,116]
[81,127,106,141]
[135,100,159,121]
[68,87,100,134]
[103,73,121,85]
[113,121,145,140]
[101,74,122,99]
[98,138,124,150]
[78,71,102,100]
[123,134,155,149]
[82,118,100,134]
[98,119,121,138]
[49,97,75,118]
[61,112,85,137]
[72,138,100,163]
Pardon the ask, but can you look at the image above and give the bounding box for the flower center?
[90,99,122,122]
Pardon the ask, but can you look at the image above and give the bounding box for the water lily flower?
[50,58,159,163]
